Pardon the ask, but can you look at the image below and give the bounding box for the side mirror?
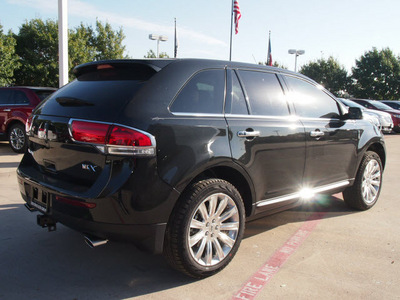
[347,107,363,120]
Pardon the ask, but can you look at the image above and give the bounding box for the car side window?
[285,76,340,119]
[13,91,30,105]
[0,90,12,105]
[230,71,249,115]
[237,70,289,116]
[170,69,225,114]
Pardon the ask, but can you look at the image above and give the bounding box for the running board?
[256,180,350,208]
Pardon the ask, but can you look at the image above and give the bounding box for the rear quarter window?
[170,69,225,114]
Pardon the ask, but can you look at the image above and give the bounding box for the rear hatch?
[22,61,163,195]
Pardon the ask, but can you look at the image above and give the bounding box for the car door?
[225,69,306,209]
[283,75,359,189]
[0,89,13,135]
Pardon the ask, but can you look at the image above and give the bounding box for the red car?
[352,99,400,133]
[0,87,56,152]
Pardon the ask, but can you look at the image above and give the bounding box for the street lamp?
[288,49,305,72]
[149,34,168,58]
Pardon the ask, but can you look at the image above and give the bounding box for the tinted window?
[13,90,30,104]
[34,90,55,101]
[0,90,12,105]
[238,70,289,116]
[171,69,225,114]
[230,71,248,114]
[285,76,340,119]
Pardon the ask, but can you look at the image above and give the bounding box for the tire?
[8,123,27,153]
[343,151,383,210]
[163,179,245,278]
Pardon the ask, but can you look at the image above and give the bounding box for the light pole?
[149,34,168,58]
[288,49,305,72]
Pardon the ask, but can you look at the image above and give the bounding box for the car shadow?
[0,195,357,299]
[244,194,354,239]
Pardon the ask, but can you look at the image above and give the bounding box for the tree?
[0,24,19,86]
[259,61,287,69]
[351,48,400,100]
[13,18,128,87]
[90,20,126,60]
[144,49,170,58]
[300,56,350,96]
[14,19,59,87]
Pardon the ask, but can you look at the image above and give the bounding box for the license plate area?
[26,184,50,213]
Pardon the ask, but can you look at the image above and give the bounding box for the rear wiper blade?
[56,97,94,106]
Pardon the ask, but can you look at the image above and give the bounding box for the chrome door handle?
[237,130,260,138]
[3,109,11,112]
[310,130,324,138]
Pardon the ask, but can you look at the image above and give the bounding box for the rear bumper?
[17,162,180,254]
[24,201,166,253]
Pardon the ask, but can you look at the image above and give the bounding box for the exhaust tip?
[84,235,108,248]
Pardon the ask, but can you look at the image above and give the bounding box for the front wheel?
[343,151,383,210]
[8,123,27,153]
[164,179,245,278]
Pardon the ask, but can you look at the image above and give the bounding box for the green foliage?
[144,49,170,58]
[13,18,128,87]
[0,24,20,86]
[351,48,400,100]
[300,56,350,97]
[258,61,287,69]
[91,20,126,60]
[14,19,59,87]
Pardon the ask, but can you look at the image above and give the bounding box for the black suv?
[17,59,385,278]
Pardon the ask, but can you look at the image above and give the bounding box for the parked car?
[0,86,56,152]
[380,100,400,110]
[338,98,393,133]
[352,99,400,133]
[18,59,386,278]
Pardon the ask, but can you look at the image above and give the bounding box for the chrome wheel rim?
[10,127,25,150]
[188,193,240,267]
[361,159,381,204]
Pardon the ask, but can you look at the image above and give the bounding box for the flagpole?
[174,18,177,58]
[229,0,234,61]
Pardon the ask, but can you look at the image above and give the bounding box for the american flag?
[233,0,241,34]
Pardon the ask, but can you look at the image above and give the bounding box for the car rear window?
[34,90,55,101]
[35,64,156,122]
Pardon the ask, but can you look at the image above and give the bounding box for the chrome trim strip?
[256,180,350,208]
[170,112,225,117]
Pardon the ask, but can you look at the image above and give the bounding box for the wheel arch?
[366,142,386,170]
[179,165,255,218]
[6,119,25,135]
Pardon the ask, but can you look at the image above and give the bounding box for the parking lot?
[1,135,399,300]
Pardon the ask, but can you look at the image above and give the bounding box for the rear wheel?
[164,179,245,278]
[343,151,382,210]
[8,123,27,153]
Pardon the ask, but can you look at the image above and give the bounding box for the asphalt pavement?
[0,135,399,300]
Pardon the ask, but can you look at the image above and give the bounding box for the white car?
[339,98,393,133]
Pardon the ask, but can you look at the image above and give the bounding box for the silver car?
[339,98,393,133]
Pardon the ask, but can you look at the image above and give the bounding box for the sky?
[1,0,400,72]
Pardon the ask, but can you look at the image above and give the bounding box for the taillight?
[108,125,152,146]
[69,120,155,156]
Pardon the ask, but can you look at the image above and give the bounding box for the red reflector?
[55,196,96,209]
[108,125,152,146]
[71,120,110,144]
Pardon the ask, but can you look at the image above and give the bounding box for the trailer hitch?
[37,215,57,232]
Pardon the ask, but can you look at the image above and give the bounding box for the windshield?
[369,100,393,110]
[340,99,365,110]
